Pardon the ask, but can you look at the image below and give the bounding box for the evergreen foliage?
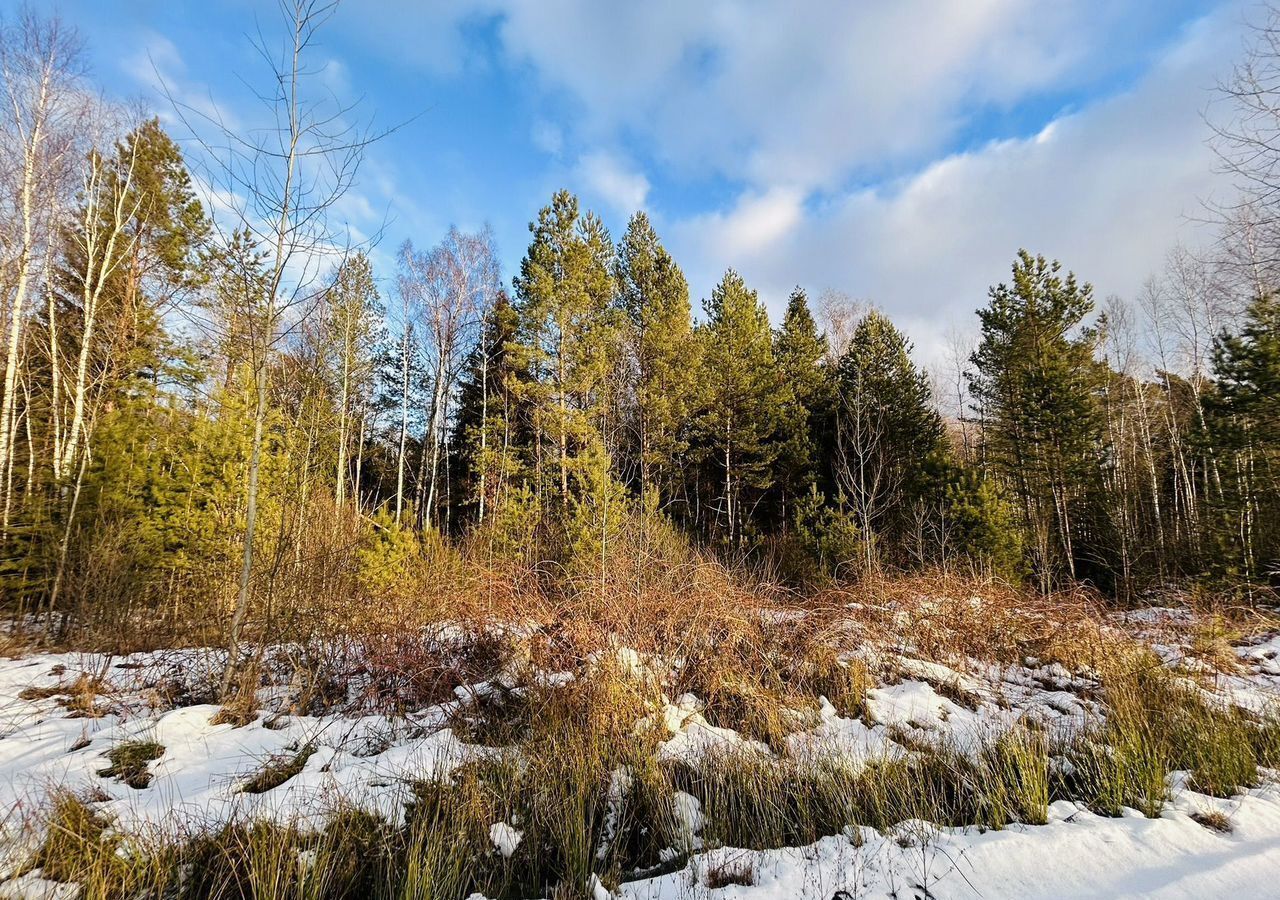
[694,269,783,548]
[1209,292,1280,581]
[2,38,1280,638]
[969,251,1106,588]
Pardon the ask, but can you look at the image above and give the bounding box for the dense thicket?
[2,5,1280,652]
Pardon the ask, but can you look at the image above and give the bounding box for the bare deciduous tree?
[163,0,383,692]
[398,227,498,529]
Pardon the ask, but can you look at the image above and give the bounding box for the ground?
[1,597,1279,899]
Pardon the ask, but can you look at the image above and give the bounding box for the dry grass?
[240,745,315,795]
[703,855,757,888]
[18,672,110,718]
[10,508,1280,899]
[1191,809,1233,833]
[808,572,1113,671]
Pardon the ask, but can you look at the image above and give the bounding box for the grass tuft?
[1190,809,1232,833]
[97,739,165,789]
[241,745,316,794]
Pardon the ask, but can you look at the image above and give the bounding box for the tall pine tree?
[694,269,782,548]
[773,287,829,529]
[511,190,620,508]
[614,211,698,511]
[969,251,1105,589]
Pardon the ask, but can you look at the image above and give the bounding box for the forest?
[0,7,1277,646]
[2,3,1280,900]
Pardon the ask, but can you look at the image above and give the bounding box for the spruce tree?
[773,287,829,528]
[1208,292,1280,580]
[833,310,944,569]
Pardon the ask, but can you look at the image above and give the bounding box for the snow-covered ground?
[621,784,1280,899]
[1,610,1279,898]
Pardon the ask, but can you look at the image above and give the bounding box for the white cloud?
[531,120,564,156]
[667,5,1239,365]
[486,1,1186,192]
[574,151,650,214]
[333,0,500,76]
[321,58,352,96]
[116,0,1248,380]
[675,187,804,264]
[123,31,241,133]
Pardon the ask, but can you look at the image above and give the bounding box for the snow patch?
[488,821,522,858]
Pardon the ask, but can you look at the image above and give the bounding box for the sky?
[13,0,1256,366]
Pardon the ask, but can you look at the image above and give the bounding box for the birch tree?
[398,227,497,529]
[0,10,82,532]
[323,252,379,510]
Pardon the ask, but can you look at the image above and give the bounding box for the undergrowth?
[9,567,1280,900]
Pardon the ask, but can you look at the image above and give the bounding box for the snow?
[654,694,770,763]
[4,609,1280,898]
[861,657,1096,754]
[598,766,634,860]
[620,786,1280,899]
[0,649,496,834]
[489,821,522,858]
[0,871,77,900]
[1242,634,1280,676]
[785,697,902,769]
[671,791,704,850]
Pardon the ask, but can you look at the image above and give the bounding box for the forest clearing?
[1,1,1280,897]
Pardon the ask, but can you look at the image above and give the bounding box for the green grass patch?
[98,739,165,789]
[241,745,316,795]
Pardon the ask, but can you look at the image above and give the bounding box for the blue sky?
[16,0,1250,363]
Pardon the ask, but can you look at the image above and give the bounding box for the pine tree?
[773,287,829,528]
[452,290,522,528]
[1208,292,1280,581]
[969,251,1105,589]
[833,310,943,569]
[511,190,619,508]
[614,212,699,510]
[89,118,208,389]
[7,119,209,613]
[694,269,782,547]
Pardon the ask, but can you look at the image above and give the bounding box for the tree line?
[2,5,1280,644]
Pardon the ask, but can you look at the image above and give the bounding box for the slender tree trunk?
[424,354,448,524]
[354,411,367,513]
[723,415,733,547]
[226,358,269,687]
[335,335,351,507]
[46,433,90,634]
[224,13,306,697]
[46,255,62,484]
[395,324,410,522]
[558,331,568,504]
[0,80,45,535]
[478,333,489,524]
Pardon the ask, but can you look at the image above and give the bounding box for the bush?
[791,485,862,584]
